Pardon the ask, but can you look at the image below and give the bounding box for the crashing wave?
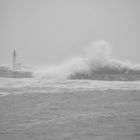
[68,41,140,81]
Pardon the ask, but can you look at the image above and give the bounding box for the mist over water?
[0,41,140,97]
[31,40,140,80]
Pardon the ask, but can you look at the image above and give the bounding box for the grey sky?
[1,0,140,66]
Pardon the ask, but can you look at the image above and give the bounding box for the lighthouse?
[0,50,32,78]
[12,50,17,70]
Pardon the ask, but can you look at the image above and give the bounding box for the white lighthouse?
[12,50,17,70]
[12,50,21,70]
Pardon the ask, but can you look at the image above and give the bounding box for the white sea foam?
[0,78,140,97]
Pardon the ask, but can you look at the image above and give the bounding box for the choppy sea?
[0,78,140,97]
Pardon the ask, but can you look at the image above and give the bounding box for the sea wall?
[69,72,140,81]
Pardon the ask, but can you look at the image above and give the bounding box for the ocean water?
[0,78,140,97]
[0,78,140,140]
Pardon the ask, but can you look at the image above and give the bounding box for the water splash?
[28,40,140,80]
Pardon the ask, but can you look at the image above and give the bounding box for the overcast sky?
[1,0,140,66]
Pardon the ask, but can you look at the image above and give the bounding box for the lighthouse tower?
[12,50,17,70]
